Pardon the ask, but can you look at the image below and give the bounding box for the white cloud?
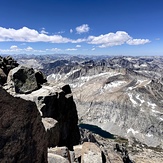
[70,29,73,33]
[0,46,46,53]
[88,31,150,47]
[88,31,131,47]
[66,48,77,51]
[25,46,33,51]
[10,45,18,49]
[0,26,150,48]
[126,39,150,45]
[46,48,61,52]
[76,24,90,34]
[76,44,81,48]
[0,26,75,43]
[92,48,95,51]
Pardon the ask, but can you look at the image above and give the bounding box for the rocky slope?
[1,55,163,162]
[45,56,163,149]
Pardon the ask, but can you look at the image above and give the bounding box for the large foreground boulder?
[0,87,47,163]
[7,66,38,93]
[7,65,46,94]
[39,85,80,150]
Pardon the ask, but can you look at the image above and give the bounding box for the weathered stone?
[48,153,69,163]
[81,142,102,163]
[48,146,71,162]
[80,128,98,144]
[7,65,39,93]
[62,84,72,94]
[108,152,123,163]
[2,56,19,74]
[35,70,47,86]
[10,84,80,150]
[73,145,83,159]
[0,68,7,85]
[0,87,47,163]
[57,91,80,150]
[0,56,19,84]
[42,118,60,147]
[36,87,80,150]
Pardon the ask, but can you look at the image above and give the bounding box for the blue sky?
[0,0,162,56]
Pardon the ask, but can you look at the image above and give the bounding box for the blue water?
[79,123,115,139]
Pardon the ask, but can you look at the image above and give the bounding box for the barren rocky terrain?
[1,54,163,162]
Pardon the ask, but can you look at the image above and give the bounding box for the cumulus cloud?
[66,48,77,51]
[126,39,150,45]
[70,29,73,33]
[88,31,150,47]
[76,44,81,48]
[10,45,18,49]
[0,26,75,43]
[76,24,90,34]
[88,31,131,47]
[25,46,33,51]
[0,26,150,48]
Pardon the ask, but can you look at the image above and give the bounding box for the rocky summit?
[0,55,163,163]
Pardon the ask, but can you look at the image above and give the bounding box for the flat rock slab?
[81,142,102,163]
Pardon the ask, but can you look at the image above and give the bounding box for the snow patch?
[128,93,137,106]
[146,133,153,137]
[127,128,139,135]
[66,69,80,77]
[147,102,157,109]
[136,94,145,106]
[152,109,163,114]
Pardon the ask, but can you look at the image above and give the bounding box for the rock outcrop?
[23,84,80,150]
[0,87,47,163]
[0,56,19,85]
[5,70,80,150]
[81,142,103,163]
[7,65,46,94]
[42,118,60,147]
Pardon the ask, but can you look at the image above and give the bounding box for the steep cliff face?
[37,84,80,150]
[73,72,163,148]
[0,87,47,163]
[4,65,80,150]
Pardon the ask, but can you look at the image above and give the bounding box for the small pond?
[79,123,115,139]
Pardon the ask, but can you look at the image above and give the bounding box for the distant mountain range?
[12,54,163,149]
